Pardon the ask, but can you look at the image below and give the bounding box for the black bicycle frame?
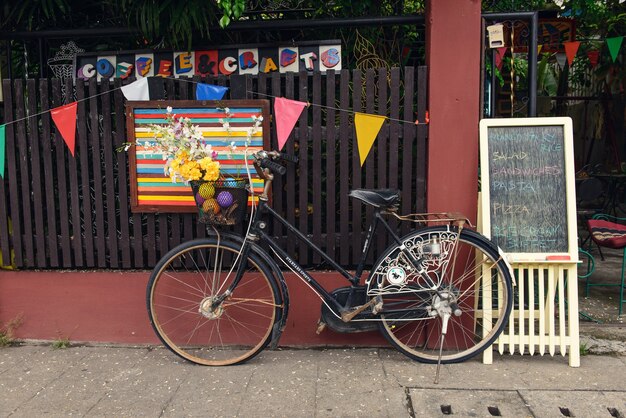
[229,198,425,316]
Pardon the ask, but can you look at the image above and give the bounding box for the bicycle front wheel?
[147,238,281,366]
[369,227,513,364]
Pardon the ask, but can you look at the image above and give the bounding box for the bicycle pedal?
[316,320,327,334]
[372,296,384,315]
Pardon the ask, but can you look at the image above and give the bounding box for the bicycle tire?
[147,238,281,366]
[368,226,513,364]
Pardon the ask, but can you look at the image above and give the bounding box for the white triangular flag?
[555,53,567,70]
[121,77,150,101]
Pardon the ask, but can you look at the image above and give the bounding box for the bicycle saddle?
[348,189,400,209]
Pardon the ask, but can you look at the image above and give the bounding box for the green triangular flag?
[606,36,624,63]
[0,124,5,179]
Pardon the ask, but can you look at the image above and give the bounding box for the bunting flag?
[495,47,507,70]
[0,125,5,178]
[587,50,600,68]
[563,41,581,66]
[121,77,150,101]
[606,36,624,63]
[51,102,78,156]
[355,112,386,167]
[196,84,229,100]
[274,97,307,150]
[555,52,567,70]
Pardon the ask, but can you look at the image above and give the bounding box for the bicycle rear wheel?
[147,238,281,366]
[369,226,513,364]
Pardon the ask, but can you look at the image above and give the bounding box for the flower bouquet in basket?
[143,106,251,226]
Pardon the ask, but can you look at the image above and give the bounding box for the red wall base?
[0,271,386,347]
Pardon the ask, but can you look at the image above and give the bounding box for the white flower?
[166,106,173,113]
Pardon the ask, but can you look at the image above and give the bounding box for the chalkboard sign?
[126,100,270,213]
[479,117,578,263]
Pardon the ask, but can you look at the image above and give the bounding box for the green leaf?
[219,14,230,28]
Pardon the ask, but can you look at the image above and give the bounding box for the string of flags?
[0,76,426,178]
[493,34,626,71]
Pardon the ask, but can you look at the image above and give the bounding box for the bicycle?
[146,150,514,372]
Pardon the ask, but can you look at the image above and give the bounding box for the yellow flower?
[199,157,221,181]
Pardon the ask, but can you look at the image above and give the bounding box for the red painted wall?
[426,0,482,222]
[0,271,386,346]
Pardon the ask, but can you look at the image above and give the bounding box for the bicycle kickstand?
[433,312,451,385]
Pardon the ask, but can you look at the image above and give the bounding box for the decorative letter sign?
[74,42,341,80]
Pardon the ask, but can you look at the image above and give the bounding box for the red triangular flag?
[563,41,581,66]
[495,47,507,70]
[274,97,307,151]
[587,50,600,68]
[51,102,78,156]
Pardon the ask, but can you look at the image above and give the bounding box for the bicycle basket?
[190,178,249,226]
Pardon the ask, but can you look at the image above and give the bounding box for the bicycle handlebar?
[260,158,287,175]
[253,150,298,177]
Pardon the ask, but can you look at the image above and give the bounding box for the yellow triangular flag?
[355,112,386,166]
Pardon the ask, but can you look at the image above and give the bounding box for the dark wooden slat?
[298,71,309,265]
[311,71,322,262]
[76,79,95,266]
[364,69,376,264]
[60,79,83,267]
[13,81,35,266]
[324,70,337,261]
[51,80,72,267]
[1,80,22,266]
[416,66,428,213]
[147,214,157,267]
[270,72,284,240]
[387,69,401,241]
[0,82,12,267]
[339,70,350,265]
[88,79,107,267]
[401,67,416,236]
[26,80,47,267]
[100,81,119,267]
[285,73,296,258]
[376,68,389,259]
[112,79,132,268]
[389,68,400,193]
[351,70,363,266]
[39,80,60,267]
[123,85,145,268]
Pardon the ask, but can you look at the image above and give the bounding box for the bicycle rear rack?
[390,212,473,228]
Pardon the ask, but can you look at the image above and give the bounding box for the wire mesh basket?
[190,178,249,226]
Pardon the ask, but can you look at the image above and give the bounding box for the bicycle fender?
[207,230,290,348]
[455,228,516,286]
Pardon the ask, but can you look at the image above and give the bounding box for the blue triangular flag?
[196,84,228,100]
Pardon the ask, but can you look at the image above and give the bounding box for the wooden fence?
[0,66,428,269]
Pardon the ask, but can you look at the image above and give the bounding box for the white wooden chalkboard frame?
[479,117,578,263]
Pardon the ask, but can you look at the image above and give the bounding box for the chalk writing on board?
[487,125,568,253]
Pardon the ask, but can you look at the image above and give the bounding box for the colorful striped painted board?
[126,100,271,213]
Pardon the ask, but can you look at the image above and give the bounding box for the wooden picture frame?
[125,99,271,213]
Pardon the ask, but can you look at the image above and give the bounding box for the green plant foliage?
[0,314,23,347]
[52,337,71,349]
[116,0,221,50]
